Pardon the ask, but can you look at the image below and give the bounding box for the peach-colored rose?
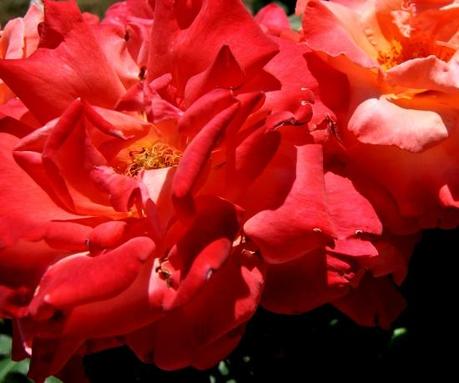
[298,0,459,233]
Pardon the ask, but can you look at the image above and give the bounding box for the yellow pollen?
[377,36,455,71]
[125,141,182,176]
[377,40,404,70]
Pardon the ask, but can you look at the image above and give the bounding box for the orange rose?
[299,0,459,233]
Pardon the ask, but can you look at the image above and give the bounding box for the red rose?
[1,1,292,380]
[0,1,427,381]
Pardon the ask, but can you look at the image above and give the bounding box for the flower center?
[377,36,455,70]
[125,141,182,176]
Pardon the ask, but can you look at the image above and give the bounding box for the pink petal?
[348,97,449,152]
[301,0,377,68]
[386,55,459,93]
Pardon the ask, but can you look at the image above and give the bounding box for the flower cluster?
[0,0,457,381]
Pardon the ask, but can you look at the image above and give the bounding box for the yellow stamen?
[377,36,455,70]
[125,141,182,176]
[377,40,403,70]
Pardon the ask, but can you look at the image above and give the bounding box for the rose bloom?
[1,1,417,381]
[246,3,417,322]
[298,0,459,233]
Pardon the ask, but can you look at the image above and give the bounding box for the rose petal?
[29,237,155,319]
[128,248,264,370]
[301,0,378,68]
[255,4,291,36]
[325,171,382,238]
[0,0,124,123]
[386,55,459,93]
[172,102,240,206]
[244,144,333,263]
[348,97,449,152]
[148,0,278,92]
[262,250,349,314]
[333,275,406,328]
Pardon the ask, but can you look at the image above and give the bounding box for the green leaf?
[390,327,408,346]
[0,359,13,376]
[0,335,12,356]
[0,359,17,382]
[12,359,30,376]
[329,319,339,327]
[46,376,64,383]
[218,361,230,376]
[0,356,30,381]
[288,15,302,31]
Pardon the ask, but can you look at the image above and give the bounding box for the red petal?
[0,0,124,123]
[255,4,291,36]
[29,237,155,319]
[28,338,84,383]
[172,102,240,204]
[148,0,278,93]
[87,221,128,252]
[262,250,348,314]
[128,248,264,370]
[244,144,333,263]
[325,171,382,238]
[333,276,406,328]
[162,238,232,310]
[184,45,245,103]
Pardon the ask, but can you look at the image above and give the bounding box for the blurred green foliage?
[1,0,119,25]
[0,0,29,26]
[76,0,119,15]
[1,0,297,26]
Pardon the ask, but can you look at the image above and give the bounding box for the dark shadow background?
[82,228,459,382]
[2,0,458,382]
